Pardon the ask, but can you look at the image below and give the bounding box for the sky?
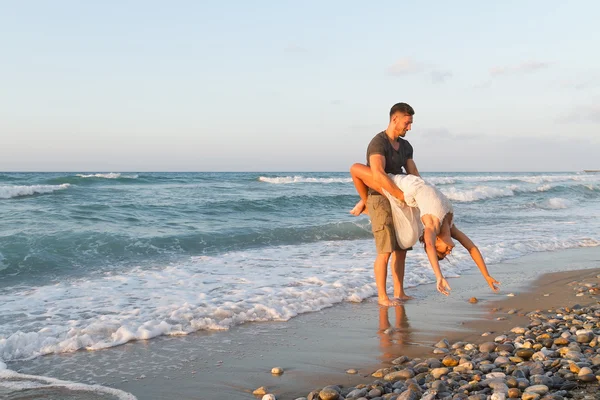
[1,0,599,172]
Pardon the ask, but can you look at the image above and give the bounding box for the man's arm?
[405,159,421,177]
[369,154,405,201]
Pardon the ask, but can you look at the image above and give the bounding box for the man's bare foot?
[350,200,368,216]
[394,294,414,301]
[378,297,401,307]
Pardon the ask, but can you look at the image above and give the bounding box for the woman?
[349,163,500,296]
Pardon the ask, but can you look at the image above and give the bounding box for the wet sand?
[8,246,600,399]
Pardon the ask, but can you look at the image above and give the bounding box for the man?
[351,102,420,306]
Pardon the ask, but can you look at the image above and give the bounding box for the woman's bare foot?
[394,293,414,301]
[378,297,401,307]
[350,200,368,216]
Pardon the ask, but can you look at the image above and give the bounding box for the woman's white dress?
[381,174,453,249]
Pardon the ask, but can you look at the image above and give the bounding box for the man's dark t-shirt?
[366,131,413,195]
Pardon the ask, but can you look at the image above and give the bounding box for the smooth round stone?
[346,388,368,398]
[507,388,521,398]
[372,368,388,378]
[490,393,506,400]
[435,338,450,348]
[367,388,382,397]
[521,394,540,400]
[524,385,549,395]
[431,367,450,379]
[495,335,508,343]
[434,348,450,354]
[494,356,511,366]
[467,395,486,400]
[530,375,552,387]
[262,395,277,400]
[531,351,547,361]
[253,387,268,395]
[392,356,409,365]
[431,380,447,392]
[318,388,339,400]
[576,332,594,343]
[479,342,497,353]
[569,363,581,373]
[511,327,526,334]
[479,364,496,374]
[554,337,569,346]
[486,372,506,380]
[464,344,477,351]
[488,381,509,393]
[271,367,284,375]
[515,349,535,360]
[496,344,515,353]
[384,369,415,381]
[346,368,358,374]
[442,356,460,367]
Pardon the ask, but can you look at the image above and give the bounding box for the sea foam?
[0,184,70,199]
[259,176,352,184]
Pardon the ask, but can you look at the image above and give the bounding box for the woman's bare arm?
[451,225,500,292]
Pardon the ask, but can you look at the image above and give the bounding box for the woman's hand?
[485,275,500,292]
[436,277,451,296]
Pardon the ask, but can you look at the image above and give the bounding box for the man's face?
[393,113,413,137]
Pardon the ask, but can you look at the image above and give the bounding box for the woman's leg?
[350,163,385,215]
[350,163,385,199]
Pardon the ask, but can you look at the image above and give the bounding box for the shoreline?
[4,246,600,399]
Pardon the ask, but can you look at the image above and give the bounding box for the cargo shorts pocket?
[367,195,392,233]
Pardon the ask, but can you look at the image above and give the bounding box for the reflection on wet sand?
[377,304,413,361]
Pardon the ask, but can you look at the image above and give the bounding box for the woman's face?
[435,236,454,260]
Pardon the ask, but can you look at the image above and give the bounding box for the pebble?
[469,297,479,304]
[290,276,600,400]
[346,368,358,374]
[262,395,276,400]
[253,386,268,395]
[271,367,284,375]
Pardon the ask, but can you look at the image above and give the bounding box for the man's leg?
[367,194,400,306]
[391,249,413,300]
[374,252,396,306]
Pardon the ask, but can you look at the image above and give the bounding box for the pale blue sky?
[1,1,599,171]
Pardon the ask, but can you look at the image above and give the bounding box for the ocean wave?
[440,182,599,202]
[426,177,457,185]
[536,197,571,210]
[76,173,139,179]
[0,221,373,279]
[0,369,136,400]
[441,186,514,202]
[450,174,592,184]
[0,236,598,363]
[0,184,70,199]
[259,176,352,184]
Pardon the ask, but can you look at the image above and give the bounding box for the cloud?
[473,80,492,89]
[416,128,479,141]
[386,59,452,84]
[563,105,600,123]
[430,70,453,83]
[410,133,598,172]
[386,58,424,76]
[561,78,599,90]
[490,61,550,76]
[284,44,308,53]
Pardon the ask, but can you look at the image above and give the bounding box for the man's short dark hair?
[389,102,415,118]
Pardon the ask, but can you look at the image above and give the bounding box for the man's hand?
[485,275,501,292]
[436,277,451,296]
